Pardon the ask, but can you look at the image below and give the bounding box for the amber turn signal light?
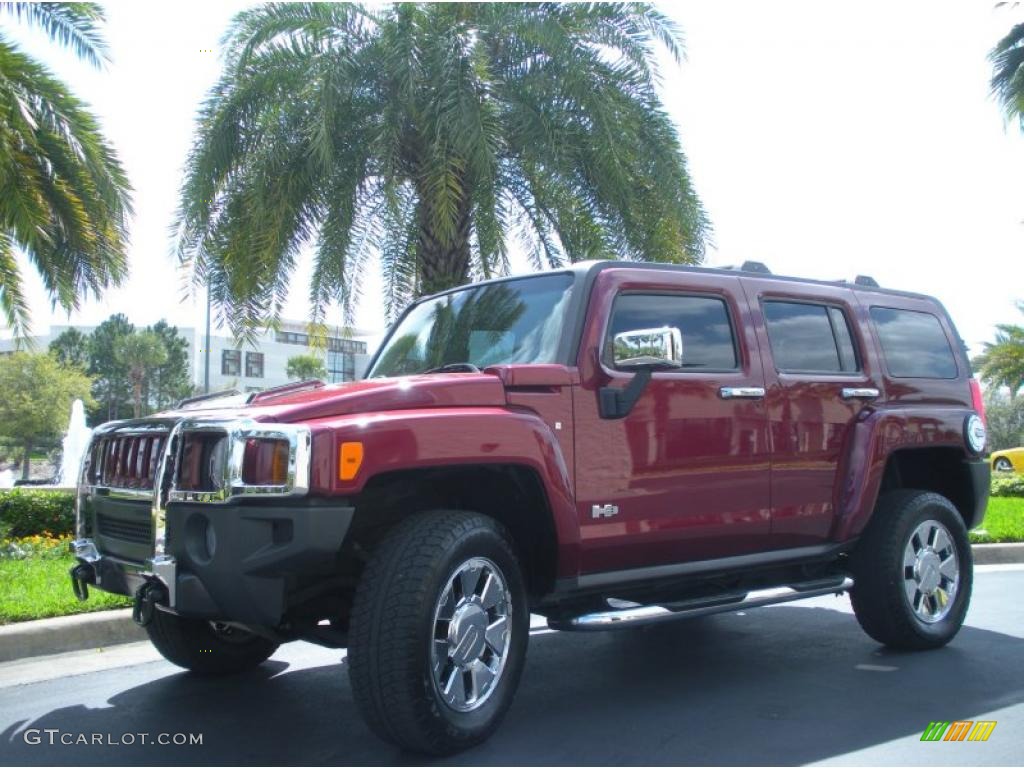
[339,441,364,481]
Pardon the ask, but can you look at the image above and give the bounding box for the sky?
[2,0,1024,355]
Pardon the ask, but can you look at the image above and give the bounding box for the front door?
[573,268,771,576]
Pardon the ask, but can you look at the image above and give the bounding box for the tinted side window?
[870,307,957,378]
[763,301,860,373]
[608,294,737,370]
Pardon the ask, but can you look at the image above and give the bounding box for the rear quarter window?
[870,306,958,379]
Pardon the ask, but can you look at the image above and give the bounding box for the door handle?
[841,387,880,400]
[719,386,766,399]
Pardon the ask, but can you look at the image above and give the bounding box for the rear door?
[573,268,771,575]
[740,278,881,547]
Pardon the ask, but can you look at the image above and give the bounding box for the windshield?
[368,273,575,378]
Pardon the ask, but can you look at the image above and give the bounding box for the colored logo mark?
[921,721,996,742]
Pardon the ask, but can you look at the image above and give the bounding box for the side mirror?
[611,326,683,370]
[600,326,683,419]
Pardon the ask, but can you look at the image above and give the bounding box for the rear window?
[763,301,860,373]
[870,307,957,379]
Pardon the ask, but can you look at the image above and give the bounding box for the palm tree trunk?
[416,193,473,296]
[132,377,142,418]
[21,441,32,481]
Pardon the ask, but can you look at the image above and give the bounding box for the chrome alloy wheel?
[903,519,960,624]
[430,557,512,713]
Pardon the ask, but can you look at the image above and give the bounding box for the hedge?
[991,473,1024,498]
[0,489,75,538]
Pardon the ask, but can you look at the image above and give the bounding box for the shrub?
[0,534,71,560]
[990,473,1024,498]
[0,489,75,538]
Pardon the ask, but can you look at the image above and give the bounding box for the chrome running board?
[548,576,854,632]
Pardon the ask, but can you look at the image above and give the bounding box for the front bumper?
[73,498,354,627]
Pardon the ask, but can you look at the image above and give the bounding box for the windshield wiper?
[422,362,482,374]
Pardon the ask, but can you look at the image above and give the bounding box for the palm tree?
[973,303,1024,400]
[116,331,167,418]
[0,3,132,338]
[176,2,710,339]
[991,19,1024,125]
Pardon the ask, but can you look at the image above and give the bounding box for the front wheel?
[145,610,279,675]
[994,457,1013,472]
[347,511,529,755]
[850,491,972,650]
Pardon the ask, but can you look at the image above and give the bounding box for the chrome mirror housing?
[611,326,683,370]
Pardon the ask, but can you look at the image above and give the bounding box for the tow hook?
[132,581,168,627]
[69,563,95,602]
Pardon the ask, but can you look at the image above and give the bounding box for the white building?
[0,319,379,395]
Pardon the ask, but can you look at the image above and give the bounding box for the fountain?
[57,399,92,487]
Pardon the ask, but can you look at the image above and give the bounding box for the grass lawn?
[0,555,131,625]
[970,496,1024,544]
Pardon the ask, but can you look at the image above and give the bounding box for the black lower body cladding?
[964,458,991,529]
[165,500,354,626]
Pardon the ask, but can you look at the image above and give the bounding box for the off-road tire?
[145,609,278,675]
[347,511,529,755]
[850,490,972,650]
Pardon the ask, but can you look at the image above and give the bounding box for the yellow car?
[991,447,1024,474]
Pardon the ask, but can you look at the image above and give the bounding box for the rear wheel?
[145,610,278,675]
[850,491,972,650]
[347,511,528,755]
[994,457,1013,472]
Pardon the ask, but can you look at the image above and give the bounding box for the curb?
[0,609,143,664]
[971,542,1024,565]
[1,543,1022,664]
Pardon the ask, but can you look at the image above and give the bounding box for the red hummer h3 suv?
[70,260,990,754]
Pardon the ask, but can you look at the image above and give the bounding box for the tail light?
[242,438,291,486]
[969,378,986,425]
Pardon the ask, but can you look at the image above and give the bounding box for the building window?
[327,350,356,383]
[221,349,241,376]
[245,351,264,378]
[328,337,368,354]
[275,331,309,346]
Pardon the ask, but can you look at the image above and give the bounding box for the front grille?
[96,512,152,545]
[88,433,167,490]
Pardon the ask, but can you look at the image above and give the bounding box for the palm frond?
[2,2,108,68]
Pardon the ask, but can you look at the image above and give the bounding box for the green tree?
[116,330,167,418]
[146,320,194,411]
[973,303,1024,399]
[985,389,1024,451]
[286,353,327,381]
[0,3,131,338]
[48,327,90,369]
[0,352,94,479]
[88,313,134,422]
[991,20,1024,127]
[176,2,709,337]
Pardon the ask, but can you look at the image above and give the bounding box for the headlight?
[168,420,310,503]
[242,438,291,486]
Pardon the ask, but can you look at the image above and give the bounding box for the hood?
[157,372,511,424]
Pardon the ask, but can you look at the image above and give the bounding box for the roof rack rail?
[721,261,772,275]
[177,388,241,408]
[854,275,879,288]
[247,379,326,404]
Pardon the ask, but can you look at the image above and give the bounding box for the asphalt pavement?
[1,564,1022,766]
